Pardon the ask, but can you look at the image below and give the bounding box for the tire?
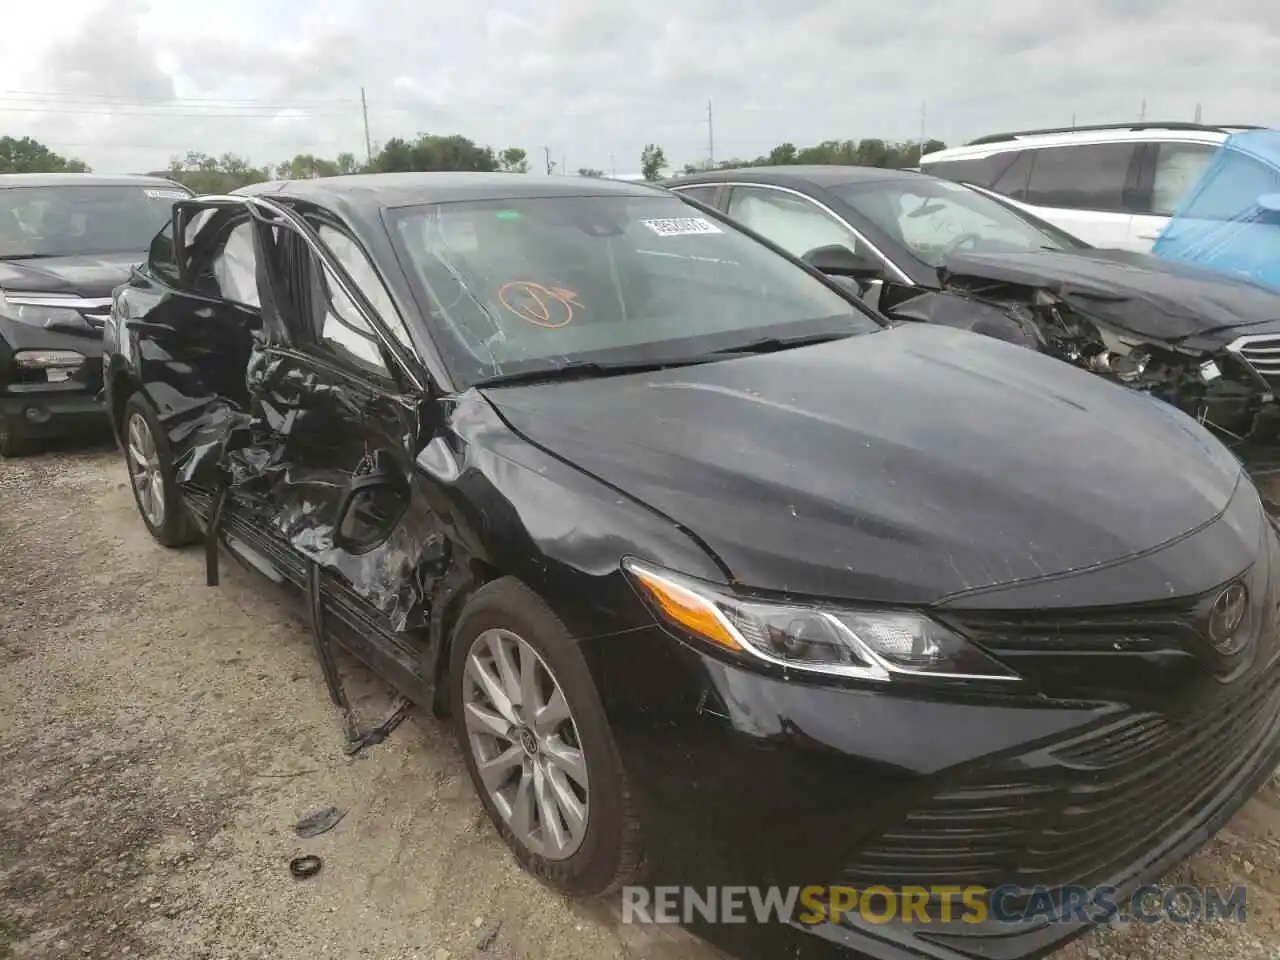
[450,577,643,897]
[121,392,197,548]
[0,418,38,458]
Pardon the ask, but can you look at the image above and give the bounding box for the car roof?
[666,165,927,189]
[921,123,1254,164]
[0,172,186,190]
[236,171,667,209]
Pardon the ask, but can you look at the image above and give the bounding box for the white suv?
[919,122,1262,251]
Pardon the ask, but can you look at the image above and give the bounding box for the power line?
[0,89,366,106]
[0,104,361,119]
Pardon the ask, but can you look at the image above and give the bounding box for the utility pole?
[544,146,553,175]
[562,153,567,176]
[1194,102,1202,123]
[918,101,926,158]
[707,99,715,166]
[1139,95,1147,121]
[361,87,373,166]
[1071,111,1076,128]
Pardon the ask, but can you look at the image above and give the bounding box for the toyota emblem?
[1208,583,1249,655]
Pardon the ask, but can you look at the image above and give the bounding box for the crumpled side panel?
[878,283,1044,349]
[1152,130,1280,290]
[942,245,1280,343]
[181,342,446,632]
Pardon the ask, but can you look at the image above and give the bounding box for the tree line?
[0,132,949,192]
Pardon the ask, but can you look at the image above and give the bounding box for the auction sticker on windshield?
[144,189,190,200]
[640,217,723,237]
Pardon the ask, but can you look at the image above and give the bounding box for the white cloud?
[0,0,1277,174]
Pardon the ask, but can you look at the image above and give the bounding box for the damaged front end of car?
[871,249,1280,475]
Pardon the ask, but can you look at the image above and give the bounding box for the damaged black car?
[666,166,1280,472]
[104,173,1280,960]
[0,173,190,456]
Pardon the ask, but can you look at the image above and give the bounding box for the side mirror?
[331,455,411,555]
[1257,194,1280,214]
[802,243,884,280]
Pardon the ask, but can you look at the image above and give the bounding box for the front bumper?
[0,317,107,441]
[0,388,107,440]
[590,618,1280,960]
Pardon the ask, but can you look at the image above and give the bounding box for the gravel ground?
[3,444,1280,960]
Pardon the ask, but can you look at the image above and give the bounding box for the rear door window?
[990,152,1034,201]
[1024,143,1139,212]
[1149,142,1220,216]
[922,154,1015,189]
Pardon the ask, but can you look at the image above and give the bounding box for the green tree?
[164,151,270,193]
[767,142,799,165]
[0,136,90,174]
[577,167,604,177]
[335,152,359,175]
[370,134,498,173]
[499,147,530,173]
[275,153,341,180]
[640,143,667,181]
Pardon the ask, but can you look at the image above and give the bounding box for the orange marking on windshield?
[498,281,581,328]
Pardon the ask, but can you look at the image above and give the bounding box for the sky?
[2,0,1278,176]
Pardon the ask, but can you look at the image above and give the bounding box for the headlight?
[13,350,85,382]
[0,290,86,328]
[624,559,1017,682]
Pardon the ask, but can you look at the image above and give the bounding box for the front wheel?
[450,577,643,897]
[122,393,196,548]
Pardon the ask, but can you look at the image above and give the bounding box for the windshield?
[387,194,880,387]
[0,184,189,259]
[828,179,1079,268]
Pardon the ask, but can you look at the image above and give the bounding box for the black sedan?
[104,172,1280,960]
[0,173,191,456]
[666,166,1280,471]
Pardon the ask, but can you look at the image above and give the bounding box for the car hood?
[0,252,144,298]
[941,248,1280,344]
[481,324,1244,605]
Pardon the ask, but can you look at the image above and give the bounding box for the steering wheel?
[941,232,983,257]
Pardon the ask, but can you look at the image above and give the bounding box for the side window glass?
[147,221,180,282]
[1024,143,1137,212]
[1151,143,1219,216]
[208,220,261,307]
[316,225,414,353]
[990,152,1034,200]
[317,259,391,375]
[727,186,864,260]
[674,185,720,206]
[925,156,1009,189]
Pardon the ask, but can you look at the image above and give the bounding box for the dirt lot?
[3,444,1280,960]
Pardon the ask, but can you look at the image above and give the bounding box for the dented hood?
[0,251,143,298]
[941,248,1280,343]
[482,324,1243,605]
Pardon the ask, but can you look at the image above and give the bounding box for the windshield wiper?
[708,331,854,356]
[474,356,714,388]
[0,253,62,261]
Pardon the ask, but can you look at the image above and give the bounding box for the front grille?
[840,659,1280,898]
[1228,334,1280,388]
[946,601,1203,656]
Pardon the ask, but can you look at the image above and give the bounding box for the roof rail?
[966,121,1264,147]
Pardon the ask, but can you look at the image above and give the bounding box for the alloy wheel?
[461,628,590,860]
[126,412,165,529]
